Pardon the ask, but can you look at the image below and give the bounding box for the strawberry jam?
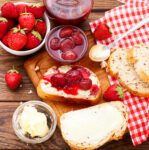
[44,0,93,25]
[45,25,88,64]
[42,66,100,96]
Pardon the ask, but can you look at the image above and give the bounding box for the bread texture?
[127,44,149,84]
[60,101,128,150]
[107,48,149,97]
[37,65,101,105]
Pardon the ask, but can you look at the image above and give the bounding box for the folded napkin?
[89,0,149,145]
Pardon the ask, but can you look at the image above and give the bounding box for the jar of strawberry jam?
[44,0,93,25]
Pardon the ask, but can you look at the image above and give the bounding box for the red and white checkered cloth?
[89,0,149,146]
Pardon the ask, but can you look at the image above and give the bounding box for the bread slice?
[60,101,128,150]
[127,44,149,84]
[37,65,101,105]
[107,48,149,97]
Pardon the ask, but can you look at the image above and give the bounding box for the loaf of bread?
[127,44,149,84]
[107,48,149,97]
[60,101,128,150]
[37,65,101,105]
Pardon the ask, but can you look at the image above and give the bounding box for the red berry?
[19,12,35,32]
[28,3,45,18]
[72,31,83,45]
[63,84,79,95]
[0,17,8,39]
[7,27,27,50]
[103,84,124,101]
[73,67,91,78]
[94,23,112,40]
[79,78,92,90]
[62,50,77,60]
[2,32,10,46]
[65,69,82,85]
[59,27,73,38]
[35,19,47,37]
[50,37,60,50]
[25,30,42,49]
[51,73,66,88]
[7,19,15,30]
[5,68,22,90]
[60,38,75,52]
[1,2,18,19]
[16,4,29,15]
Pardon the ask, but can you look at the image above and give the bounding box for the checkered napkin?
[89,0,149,146]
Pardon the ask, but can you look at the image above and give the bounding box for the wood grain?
[0,0,148,149]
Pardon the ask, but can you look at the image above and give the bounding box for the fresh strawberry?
[34,19,46,37]
[0,17,8,39]
[19,12,35,32]
[28,3,45,18]
[1,2,18,19]
[7,27,27,50]
[103,84,124,101]
[5,68,22,90]
[7,19,15,29]
[25,30,42,49]
[93,23,112,40]
[16,4,29,15]
[2,32,10,46]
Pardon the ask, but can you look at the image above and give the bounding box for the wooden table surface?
[0,0,148,149]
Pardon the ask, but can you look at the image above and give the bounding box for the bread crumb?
[35,66,39,72]
[101,61,107,69]
[28,90,33,94]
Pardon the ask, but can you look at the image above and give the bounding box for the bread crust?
[107,48,149,97]
[60,101,128,150]
[37,65,102,105]
[127,47,137,64]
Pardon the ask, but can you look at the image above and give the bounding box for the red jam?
[42,67,99,96]
[44,0,93,25]
[46,25,88,64]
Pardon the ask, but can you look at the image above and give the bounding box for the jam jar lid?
[44,0,93,20]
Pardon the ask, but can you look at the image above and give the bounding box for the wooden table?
[0,0,148,149]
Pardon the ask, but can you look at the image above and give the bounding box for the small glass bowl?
[12,101,57,144]
[45,25,88,64]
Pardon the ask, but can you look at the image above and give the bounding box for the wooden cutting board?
[24,31,110,126]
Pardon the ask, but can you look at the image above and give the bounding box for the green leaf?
[35,19,43,25]
[7,69,19,74]
[31,3,44,8]
[116,85,124,99]
[0,17,8,22]
[32,30,42,41]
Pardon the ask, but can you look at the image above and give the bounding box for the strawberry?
[2,32,10,46]
[0,17,8,39]
[1,2,18,19]
[103,84,124,101]
[25,30,42,49]
[7,27,27,50]
[93,23,112,40]
[16,4,29,15]
[7,19,15,29]
[19,12,35,32]
[28,3,45,18]
[5,68,22,90]
[34,19,46,37]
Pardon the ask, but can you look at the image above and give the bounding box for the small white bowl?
[0,2,51,56]
[12,101,57,144]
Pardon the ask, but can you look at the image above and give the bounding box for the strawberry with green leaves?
[0,17,8,39]
[16,4,29,15]
[28,3,45,18]
[25,30,42,49]
[5,68,22,90]
[103,84,124,101]
[94,23,112,40]
[34,19,47,37]
[7,27,27,50]
[19,12,35,32]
